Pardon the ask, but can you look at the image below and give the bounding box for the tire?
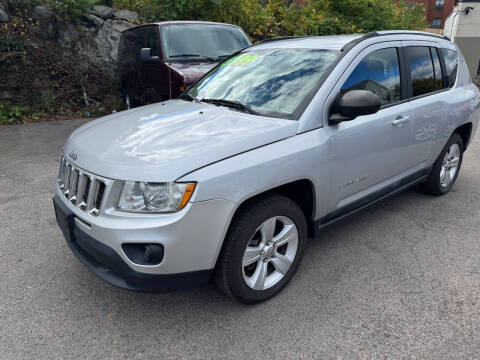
[215,193,307,304]
[122,88,139,110]
[421,132,464,196]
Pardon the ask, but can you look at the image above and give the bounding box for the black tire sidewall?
[427,133,464,195]
[221,195,307,304]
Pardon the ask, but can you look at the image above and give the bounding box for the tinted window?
[145,28,159,57]
[341,48,401,105]
[407,47,435,97]
[120,30,135,61]
[441,48,458,88]
[135,29,145,61]
[187,49,339,119]
[431,48,444,90]
[162,24,251,61]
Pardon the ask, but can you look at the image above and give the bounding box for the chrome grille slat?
[57,156,108,217]
[86,177,98,212]
[76,172,87,208]
[64,165,71,196]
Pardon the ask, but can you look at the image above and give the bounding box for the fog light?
[122,243,164,265]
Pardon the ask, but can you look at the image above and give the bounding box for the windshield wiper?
[179,93,200,103]
[169,54,217,62]
[215,54,231,61]
[202,98,258,115]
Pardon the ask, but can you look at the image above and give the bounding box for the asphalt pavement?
[1,119,479,359]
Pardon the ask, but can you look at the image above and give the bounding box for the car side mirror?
[329,90,381,125]
[140,48,159,63]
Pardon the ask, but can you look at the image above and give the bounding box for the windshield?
[161,24,251,61]
[186,48,339,119]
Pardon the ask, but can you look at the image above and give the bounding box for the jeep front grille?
[57,157,108,216]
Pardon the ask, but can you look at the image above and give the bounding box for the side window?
[341,48,401,105]
[135,29,145,61]
[145,28,159,57]
[431,47,444,90]
[406,46,435,97]
[441,48,458,88]
[122,30,137,62]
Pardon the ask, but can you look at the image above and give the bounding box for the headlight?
[117,181,196,213]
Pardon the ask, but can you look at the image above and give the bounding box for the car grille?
[57,157,108,217]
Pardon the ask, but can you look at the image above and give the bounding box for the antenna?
[167,6,172,100]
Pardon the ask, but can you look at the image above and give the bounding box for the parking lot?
[1,119,479,359]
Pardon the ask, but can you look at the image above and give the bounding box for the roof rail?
[257,36,310,44]
[364,30,450,41]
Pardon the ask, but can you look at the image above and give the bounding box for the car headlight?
[116,181,196,213]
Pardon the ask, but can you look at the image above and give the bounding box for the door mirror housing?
[329,90,381,124]
[140,48,160,63]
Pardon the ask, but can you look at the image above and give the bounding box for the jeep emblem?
[68,151,78,161]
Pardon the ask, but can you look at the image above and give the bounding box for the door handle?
[392,115,410,127]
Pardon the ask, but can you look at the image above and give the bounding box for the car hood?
[64,100,298,182]
[170,61,218,83]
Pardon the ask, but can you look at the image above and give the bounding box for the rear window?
[161,24,251,62]
[406,47,436,97]
[441,48,458,88]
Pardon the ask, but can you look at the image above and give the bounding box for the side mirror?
[329,90,381,124]
[140,48,159,63]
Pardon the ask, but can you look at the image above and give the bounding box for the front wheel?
[122,88,139,110]
[215,194,307,304]
[421,132,464,196]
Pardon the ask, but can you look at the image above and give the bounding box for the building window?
[432,18,442,28]
[435,0,444,9]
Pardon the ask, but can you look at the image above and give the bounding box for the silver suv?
[53,31,480,303]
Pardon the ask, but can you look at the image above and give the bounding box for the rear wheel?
[216,194,307,304]
[421,132,464,196]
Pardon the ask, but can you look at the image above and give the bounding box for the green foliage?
[111,0,427,41]
[0,35,25,53]
[0,105,29,125]
[44,0,102,22]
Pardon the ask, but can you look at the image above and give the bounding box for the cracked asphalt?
[1,119,479,359]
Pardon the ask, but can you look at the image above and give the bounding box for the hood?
[64,100,298,182]
[170,61,218,83]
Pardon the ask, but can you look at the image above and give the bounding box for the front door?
[324,42,415,214]
[142,26,165,103]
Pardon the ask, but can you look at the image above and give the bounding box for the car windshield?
[161,24,251,61]
[186,48,339,119]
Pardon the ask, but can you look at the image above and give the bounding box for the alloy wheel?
[440,143,460,187]
[242,216,298,290]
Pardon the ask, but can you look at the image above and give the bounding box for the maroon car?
[118,21,251,108]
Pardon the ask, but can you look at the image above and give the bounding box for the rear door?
[325,42,416,214]
[401,41,449,168]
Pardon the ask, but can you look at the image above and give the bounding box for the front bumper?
[53,189,235,292]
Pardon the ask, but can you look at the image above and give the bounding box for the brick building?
[408,0,459,29]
